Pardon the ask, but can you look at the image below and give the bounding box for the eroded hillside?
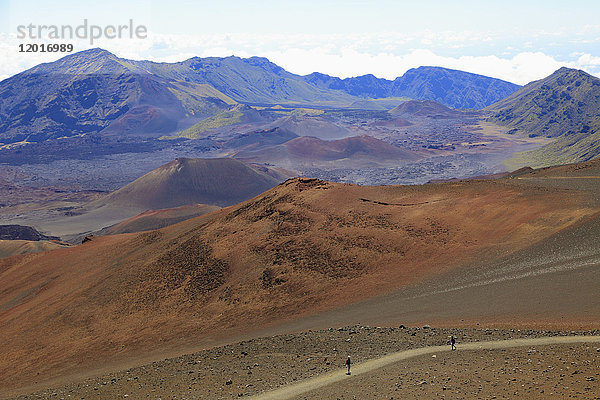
[0,170,597,393]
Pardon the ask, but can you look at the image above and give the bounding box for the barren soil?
[0,240,69,258]
[2,161,600,396]
[8,327,599,399]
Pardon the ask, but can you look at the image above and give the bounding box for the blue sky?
[1,0,599,84]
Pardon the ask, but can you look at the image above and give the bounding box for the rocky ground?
[298,341,600,399]
[10,326,600,399]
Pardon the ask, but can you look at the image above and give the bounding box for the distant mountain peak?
[247,56,271,63]
[410,65,456,72]
[300,64,520,108]
[56,47,119,65]
[305,71,333,79]
[0,48,237,143]
[403,65,493,79]
[548,66,592,79]
[74,47,115,57]
[554,66,575,74]
[185,54,276,66]
[353,73,381,81]
[486,65,600,166]
[24,47,127,76]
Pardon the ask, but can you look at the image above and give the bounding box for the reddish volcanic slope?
[99,204,221,235]
[1,163,599,395]
[283,135,419,160]
[91,157,284,210]
[0,240,69,258]
[236,135,420,165]
[4,158,286,238]
[389,99,463,118]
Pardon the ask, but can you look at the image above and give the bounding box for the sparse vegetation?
[177,110,245,138]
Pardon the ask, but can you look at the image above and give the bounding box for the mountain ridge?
[487,67,600,167]
[0,49,522,145]
[303,66,520,109]
[235,134,420,166]
[0,49,235,143]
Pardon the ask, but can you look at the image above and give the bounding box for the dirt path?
[253,335,600,400]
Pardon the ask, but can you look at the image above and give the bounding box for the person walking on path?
[345,356,352,375]
[450,335,456,350]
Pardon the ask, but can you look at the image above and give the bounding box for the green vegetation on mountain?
[488,67,600,168]
[176,104,269,139]
[167,81,237,116]
[506,124,600,169]
[488,67,600,137]
[177,110,244,139]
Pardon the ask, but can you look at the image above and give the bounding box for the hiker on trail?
[345,356,351,375]
[450,335,456,350]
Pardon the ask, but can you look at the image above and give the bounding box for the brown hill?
[389,99,463,118]
[265,115,354,140]
[235,135,420,167]
[0,240,69,258]
[2,158,288,239]
[371,116,413,127]
[91,157,284,210]
[98,204,221,235]
[1,166,598,395]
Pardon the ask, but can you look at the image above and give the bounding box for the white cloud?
[263,48,580,85]
[578,53,600,66]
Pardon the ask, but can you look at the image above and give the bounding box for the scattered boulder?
[82,235,95,244]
